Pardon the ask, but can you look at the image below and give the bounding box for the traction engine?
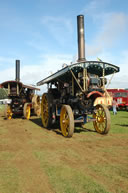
[37,15,120,137]
[1,60,41,120]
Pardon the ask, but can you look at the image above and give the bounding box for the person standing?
[112,99,117,115]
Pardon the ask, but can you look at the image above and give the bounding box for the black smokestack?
[15,60,20,82]
[77,15,85,61]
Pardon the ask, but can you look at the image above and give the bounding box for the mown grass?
[0,104,5,110]
[0,109,128,193]
[34,150,111,193]
[0,167,19,193]
[33,111,128,193]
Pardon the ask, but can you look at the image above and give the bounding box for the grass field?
[0,106,128,193]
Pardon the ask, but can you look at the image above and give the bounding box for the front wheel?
[60,105,74,137]
[4,104,12,120]
[93,104,111,134]
[24,103,31,120]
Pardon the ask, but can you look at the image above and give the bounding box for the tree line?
[0,88,8,99]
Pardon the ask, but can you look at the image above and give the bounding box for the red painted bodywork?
[107,89,128,110]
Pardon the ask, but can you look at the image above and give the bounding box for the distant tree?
[0,88,8,99]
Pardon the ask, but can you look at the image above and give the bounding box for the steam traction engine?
[37,15,120,137]
[1,60,41,120]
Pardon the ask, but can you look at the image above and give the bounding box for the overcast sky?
[0,0,128,93]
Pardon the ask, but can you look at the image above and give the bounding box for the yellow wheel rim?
[26,105,30,120]
[41,94,49,127]
[60,107,70,137]
[7,106,12,120]
[93,105,107,134]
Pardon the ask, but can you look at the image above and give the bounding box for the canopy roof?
[37,61,120,86]
[1,80,40,91]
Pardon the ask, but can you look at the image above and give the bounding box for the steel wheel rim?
[26,106,30,120]
[60,107,70,137]
[41,94,49,127]
[93,105,107,133]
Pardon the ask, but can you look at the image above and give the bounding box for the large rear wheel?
[93,104,111,134]
[24,103,31,120]
[60,105,74,137]
[41,93,53,128]
[5,104,12,120]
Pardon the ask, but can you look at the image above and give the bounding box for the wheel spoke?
[26,106,30,119]
[6,106,12,120]
[41,93,52,128]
